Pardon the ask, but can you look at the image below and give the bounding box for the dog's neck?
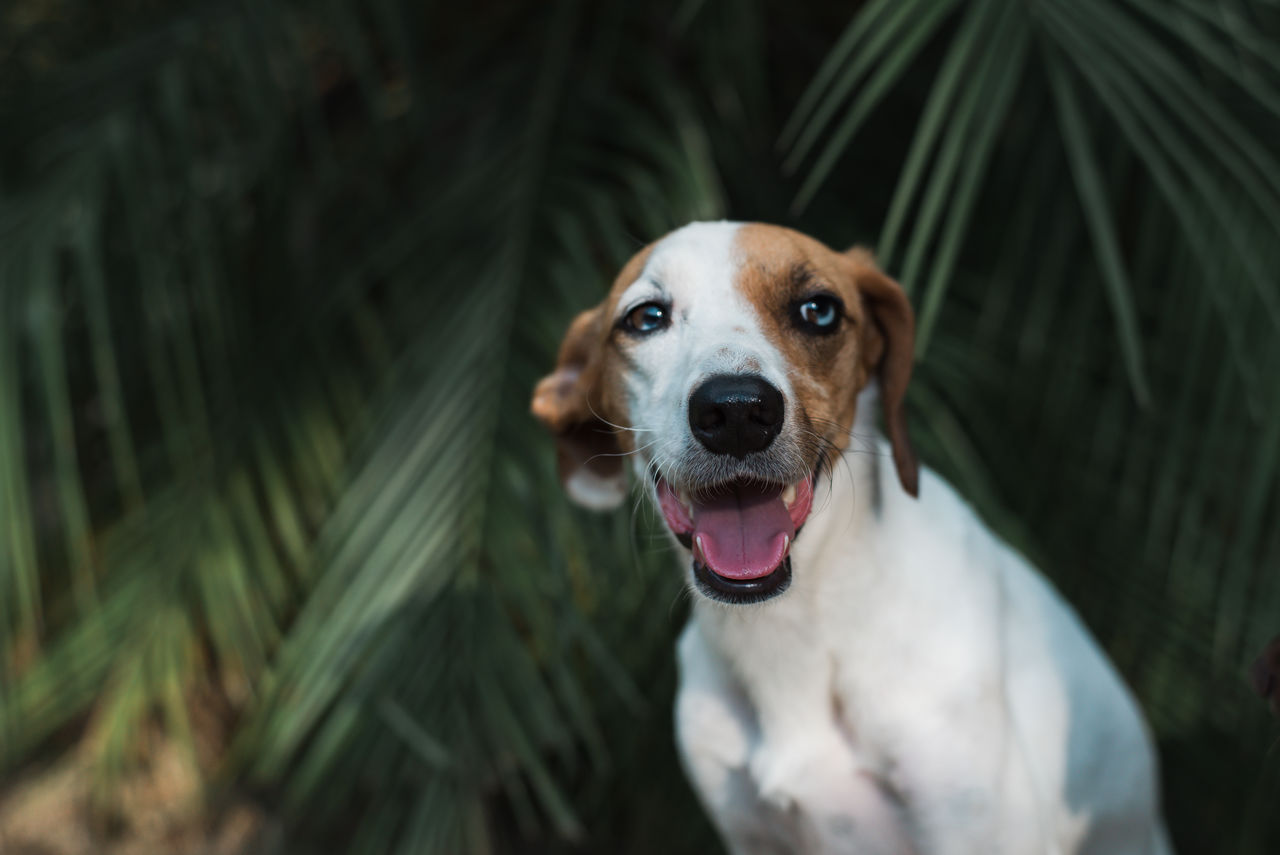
[807,381,890,537]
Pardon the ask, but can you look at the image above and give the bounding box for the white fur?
[613,223,1172,854]
[672,393,1172,853]
[565,465,629,510]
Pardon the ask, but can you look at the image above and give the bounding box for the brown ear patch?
[530,306,629,509]
[848,248,919,498]
[531,309,603,430]
[532,242,659,509]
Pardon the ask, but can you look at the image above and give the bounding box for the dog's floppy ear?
[531,306,627,510]
[849,248,919,498]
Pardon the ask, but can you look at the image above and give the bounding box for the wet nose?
[688,374,784,458]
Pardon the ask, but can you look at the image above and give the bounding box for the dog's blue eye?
[797,296,841,332]
[624,302,670,334]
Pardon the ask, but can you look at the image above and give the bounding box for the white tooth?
[678,489,693,514]
[782,483,797,507]
[694,535,706,562]
[782,534,790,554]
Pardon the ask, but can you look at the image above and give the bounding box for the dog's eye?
[796,295,842,333]
[623,302,670,335]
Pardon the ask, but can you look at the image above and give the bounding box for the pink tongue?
[692,483,794,580]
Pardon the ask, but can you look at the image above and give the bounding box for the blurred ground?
[0,749,276,855]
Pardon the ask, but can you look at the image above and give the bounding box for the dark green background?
[2,1,1278,852]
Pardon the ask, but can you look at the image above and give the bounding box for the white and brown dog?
[532,222,1171,854]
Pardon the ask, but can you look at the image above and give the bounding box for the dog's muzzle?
[650,373,817,604]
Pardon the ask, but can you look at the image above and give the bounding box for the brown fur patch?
[731,224,917,495]
[732,225,874,467]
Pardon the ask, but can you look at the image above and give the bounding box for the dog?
[532,222,1171,854]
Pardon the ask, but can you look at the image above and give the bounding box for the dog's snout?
[688,374,784,458]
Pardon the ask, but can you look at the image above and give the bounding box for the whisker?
[582,436,663,466]
[668,579,696,621]
[585,398,658,434]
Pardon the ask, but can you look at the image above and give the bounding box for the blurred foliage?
[1,0,1279,852]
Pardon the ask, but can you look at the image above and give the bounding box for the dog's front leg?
[726,651,918,853]
[676,626,912,855]
[744,728,918,855]
[675,623,801,854]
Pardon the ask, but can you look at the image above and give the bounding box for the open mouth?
[656,474,815,603]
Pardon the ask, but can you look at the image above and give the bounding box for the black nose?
[688,374,784,458]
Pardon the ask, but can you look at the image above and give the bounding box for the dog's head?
[532,221,918,604]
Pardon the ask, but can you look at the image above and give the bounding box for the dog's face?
[532,222,918,604]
